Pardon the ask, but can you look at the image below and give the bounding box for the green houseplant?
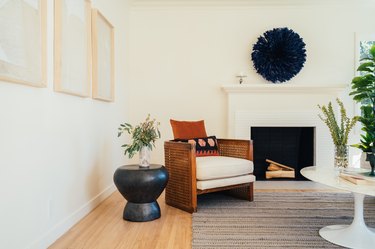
[350,44,375,176]
[118,114,161,167]
[318,98,358,169]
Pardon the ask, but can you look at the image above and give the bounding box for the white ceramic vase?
[139,146,151,167]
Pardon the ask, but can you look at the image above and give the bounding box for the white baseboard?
[28,184,116,249]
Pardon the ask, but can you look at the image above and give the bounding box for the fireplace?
[222,84,346,171]
[251,127,315,180]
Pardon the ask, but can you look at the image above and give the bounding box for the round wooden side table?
[113,164,168,222]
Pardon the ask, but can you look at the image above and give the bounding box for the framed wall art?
[54,0,91,97]
[91,9,114,102]
[0,0,47,87]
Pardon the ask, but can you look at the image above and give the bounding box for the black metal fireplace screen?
[250,127,315,180]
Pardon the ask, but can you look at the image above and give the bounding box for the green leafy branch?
[118,114,161,158]
[318,98,359,146]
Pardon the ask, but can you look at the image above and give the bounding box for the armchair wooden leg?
[224,182,254,201]
[192,195,197,213]
[248,182,254,201]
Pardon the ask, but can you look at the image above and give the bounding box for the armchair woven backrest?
[217,139,253,161]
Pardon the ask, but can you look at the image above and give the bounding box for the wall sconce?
[236,72,247,84]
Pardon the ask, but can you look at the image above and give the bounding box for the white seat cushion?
[197,174,255,190]
[196,156,254,181]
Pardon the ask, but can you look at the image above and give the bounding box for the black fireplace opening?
[250,127,315,180]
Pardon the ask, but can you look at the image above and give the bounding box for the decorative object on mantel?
[118,114,161,167]
[350,44,375,176]
[251,27,306,83]
[318,98,358,171]
[236,72,247,84]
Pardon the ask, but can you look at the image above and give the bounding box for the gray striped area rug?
[192,192,375,249]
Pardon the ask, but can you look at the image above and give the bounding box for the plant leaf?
[370,44,375,58]
[357,61,374,72]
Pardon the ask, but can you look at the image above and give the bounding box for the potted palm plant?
[118,114,161,167]
[318,98,358,169]
[350,44,375,176]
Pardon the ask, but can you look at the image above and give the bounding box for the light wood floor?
[49,191,191,249]
[50,186,337,249]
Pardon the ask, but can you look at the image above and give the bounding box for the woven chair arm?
[217,139,253,161]
[164,140,194,151]
[164,140,197,212]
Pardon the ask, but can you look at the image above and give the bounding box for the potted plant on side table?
[117,114,161,167]
[350,44,375,176]
[114,115,168,222]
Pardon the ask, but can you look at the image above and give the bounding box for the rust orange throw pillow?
[170,119,207,139]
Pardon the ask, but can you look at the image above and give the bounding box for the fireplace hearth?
[251,127,315,180]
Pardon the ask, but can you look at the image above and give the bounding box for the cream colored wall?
[128,1,375,164]
[0,1,373,248]
[0,0,130,248]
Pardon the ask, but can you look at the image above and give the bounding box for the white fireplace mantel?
[222,83,348,168]
[222,84,348,94]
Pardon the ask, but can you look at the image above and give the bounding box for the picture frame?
[91,9,114,102]
[0,0,47,87]
[54,0,91,97]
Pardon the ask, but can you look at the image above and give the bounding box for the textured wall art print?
[0,0,47,87]
[92,9,114,102]
[251,27,306,83]
[54,0,91,97]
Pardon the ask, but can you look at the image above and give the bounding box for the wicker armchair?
[164,138,254,213]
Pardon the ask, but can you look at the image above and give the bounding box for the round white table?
[301,166,375,249]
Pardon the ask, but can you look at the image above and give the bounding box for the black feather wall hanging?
[251,27,306,83]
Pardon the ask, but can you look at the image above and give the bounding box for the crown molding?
[130,0,371,8]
